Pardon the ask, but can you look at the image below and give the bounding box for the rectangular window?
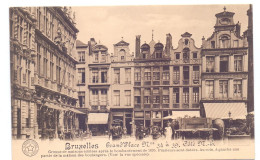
[101,89,107,105]
[125,68,131,84]
[234,55,242,72]
[144,88,151,95]
[134,88,141,104]
[101,69,107,83]
[114,90,120,106]
[183,88,189,104]
[153,96,160,103]
[163,88,169,104]
[144,96,150,104]
[173,88,179,103]
[153,88,159,95]
[175,53,180,59]
[234,80,242,98]
[193,66,200,80]
[144,67,151,81]
[205,80,214,98]
[211,41,215,49]
[153,67,160,80]
[193,87,199,103]
[125,90,131,106]
[219,80,228,98]
[183,66,189,80]
[78,92,85,108]
[134,68,141,81]
[206,56,215,72]
[92,90,98,105]
[78,51,85,62]
[114,68,120,84]
[78,68,85,84]
[193,52,198,59]
[173,66,180,81]
[162,72,170,80]
[220,56,229,72]
[94,53,98,62]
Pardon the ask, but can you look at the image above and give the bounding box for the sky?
[73,4,249,54]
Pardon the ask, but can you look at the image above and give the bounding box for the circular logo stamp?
[22,139,39,157]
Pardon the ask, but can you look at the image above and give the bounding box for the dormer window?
[156,51,162,58]
[219,35,230,48]
[211,41,215,49]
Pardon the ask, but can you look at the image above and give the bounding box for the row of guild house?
[10,6,253,139]
[74,7,253,136]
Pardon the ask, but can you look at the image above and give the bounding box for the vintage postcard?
[10,4,254,160]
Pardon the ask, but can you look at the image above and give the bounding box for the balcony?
[173,80,180,85]
[182,103,189,108]
[134,104,141,109]
[192,104,200,108]
[173,59,201,65]
[163,81,170,85]
[153,81,160,85]
[162,104,169,108]
[153,104,160,108]
[144,104,151,109]
[173,104,180,108]
[134,82,141,86]
[144,81,151,86]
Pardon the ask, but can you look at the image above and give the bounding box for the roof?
[76,40,88,48]
[181,32,192,37]
[215,11,235,17]
[114,40,129,46]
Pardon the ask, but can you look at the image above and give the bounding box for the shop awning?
[88,113,109,124]
[45,103,67,111]
[165,111,200,119]
[203,103,247,119]
[69,108,86,115]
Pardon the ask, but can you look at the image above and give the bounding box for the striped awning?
[203,103,247,119]
[88,113,109,124]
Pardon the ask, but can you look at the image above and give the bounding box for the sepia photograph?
[9,4,255,160]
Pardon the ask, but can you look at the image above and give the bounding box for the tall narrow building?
[201,7,248,119]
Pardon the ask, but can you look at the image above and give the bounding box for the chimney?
[235,21,241,37]
[88,38,96,55]
[201,36,206,48]
[135,35,141,58]
[166,33,172,55]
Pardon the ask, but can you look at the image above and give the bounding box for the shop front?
[88,113,109,136]
[111,109,133,135]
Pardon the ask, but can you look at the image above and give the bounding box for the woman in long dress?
[165,122,173,140]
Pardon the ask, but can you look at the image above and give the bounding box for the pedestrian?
[164,122,173,140]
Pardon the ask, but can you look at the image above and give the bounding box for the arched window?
[219,35,230,48]
[119,49,126,61]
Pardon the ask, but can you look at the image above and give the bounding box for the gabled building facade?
[201,8,248,119]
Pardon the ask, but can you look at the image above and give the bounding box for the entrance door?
[125,118,132,135]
